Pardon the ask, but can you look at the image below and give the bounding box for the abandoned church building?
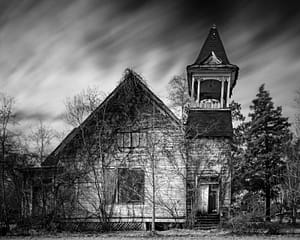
[22,25,239,230]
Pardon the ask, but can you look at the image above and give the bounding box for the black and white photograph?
[0,0,300,239]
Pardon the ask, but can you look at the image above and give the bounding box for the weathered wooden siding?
[53,81,186,223]
[186,137,231,221]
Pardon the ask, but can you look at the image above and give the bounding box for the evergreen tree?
[243,84,290,221]
[230,101,248,195]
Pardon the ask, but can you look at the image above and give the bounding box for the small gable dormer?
[186,25,239,109]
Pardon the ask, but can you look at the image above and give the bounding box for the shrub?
[227,214,282,235]
[264,222,281,235]
[228,214,263,234]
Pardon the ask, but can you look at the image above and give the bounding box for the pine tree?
[244,84,290,221]
[230,101,248,195]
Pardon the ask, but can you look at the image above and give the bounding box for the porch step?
[194,214,220,229]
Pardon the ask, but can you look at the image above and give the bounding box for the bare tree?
[57,72,186,232]
[284,140,300,224]
[29,120,55,165]
[0,93,15,231]
[282,89,300,224]
[295,88,300,138]
[64,86,105,127]
[167,74,190,119]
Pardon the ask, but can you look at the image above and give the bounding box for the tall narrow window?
[132,132,139,147]
[123,132,131,147]
[139,132,147,147]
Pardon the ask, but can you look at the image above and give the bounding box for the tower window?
[200,79,221,101]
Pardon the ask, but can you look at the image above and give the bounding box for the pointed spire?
[194,25,230,65]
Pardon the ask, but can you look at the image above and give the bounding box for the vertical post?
[226,78,231,108]
[197,79,201,104]
[151,101,156,233]
[220,78,224,108]
[191,76,195,101]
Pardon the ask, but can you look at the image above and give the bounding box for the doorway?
[197,183,219,214]
[208,185,218,213]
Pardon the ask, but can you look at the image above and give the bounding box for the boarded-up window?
[123,132,131,147]
[118,168,144,203]
[132,132,139,147]
[117,134,123,148]
[139,132,147,147]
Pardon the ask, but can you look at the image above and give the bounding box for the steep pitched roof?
[185,109,233,138]
[194,25,230,65]
[42,69,180,166]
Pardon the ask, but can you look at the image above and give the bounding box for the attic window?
[117,131,147,148]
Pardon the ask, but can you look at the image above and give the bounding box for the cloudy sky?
[0,0,299,136]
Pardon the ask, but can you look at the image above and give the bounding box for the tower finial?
[212,24,217,29]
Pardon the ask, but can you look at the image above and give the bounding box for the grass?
[2,229,300,240]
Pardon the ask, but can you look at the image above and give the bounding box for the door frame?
[196,175,219,214]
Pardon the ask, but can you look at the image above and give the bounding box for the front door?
[208,185,217,213]
[198,184,219,214]
[198,185,209,213]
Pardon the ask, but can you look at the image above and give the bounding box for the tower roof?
[186,25,239,96]
[194,25,230,65]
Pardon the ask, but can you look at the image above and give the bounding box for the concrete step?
[194,214,220,228]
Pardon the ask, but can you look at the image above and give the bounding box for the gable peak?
[203,51,222,65]
[122,68,147,85]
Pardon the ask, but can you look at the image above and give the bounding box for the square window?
[118,168,144,203]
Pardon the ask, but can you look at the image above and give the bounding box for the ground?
[2,229,300,240]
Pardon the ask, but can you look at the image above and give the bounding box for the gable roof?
[194,25,230,65]
[42,69,180,166]
[185,109,233,138]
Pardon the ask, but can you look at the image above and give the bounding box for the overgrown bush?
[228,213,262,234]
[264,222,281,235]
[227,213,281,235]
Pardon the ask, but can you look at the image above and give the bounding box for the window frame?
[117,131,147,149]
[116,168,145,204]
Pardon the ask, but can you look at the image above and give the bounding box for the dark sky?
[0,0,299,133]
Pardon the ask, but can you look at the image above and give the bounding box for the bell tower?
[186,24,238,109]
[185,25,239,225]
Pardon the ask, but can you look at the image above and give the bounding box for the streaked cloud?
[0,0,299,137]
